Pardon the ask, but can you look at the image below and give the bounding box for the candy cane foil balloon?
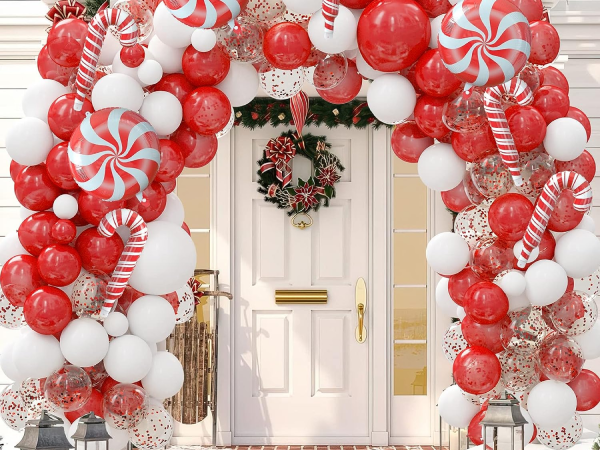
[98,209,148,317]
[322,0,340,38]
[484,78,533,187]
[73,8,139,111]
[517,171,592,268]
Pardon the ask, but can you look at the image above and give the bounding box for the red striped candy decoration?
[517,171,593,268]
[73,8,139,111]
[322,0,340,38]
[484,78,533,187]
[290,91,309,136]
[98,208,148,318]
[163,0,247,28]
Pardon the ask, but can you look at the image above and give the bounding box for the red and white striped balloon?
[98,209,148,318]
[517,171,593,268]
[73,8,139,111]
[322,0,340,38]
[484,78,533,187]
[290,90,309,136]
[163,0,247,28]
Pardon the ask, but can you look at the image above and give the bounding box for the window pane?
[394,343,427,396]
[178,177,211,229]
[394,288,427,341]
[394,178,427,230]
[393,232,427,285]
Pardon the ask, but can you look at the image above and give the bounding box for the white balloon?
[112,51,143,83]
[99,30,122,66]
[156,193,185,226]
[513,239,539,264]
[103,312,129,337]
[153,2,195,48]
[191,29,217,52]
[107,425,130,450]
[129,221,197,295]
[0,341,24,382]
[367,74,416,125]
[574,321,600,359]
[436,278,459,317]
[527,380,576,428]
[53,194,78,220]
[429,15,445,49]
[524,260,568,306]
[104,335,153,383]
[148,36,185,74]
[128,295,176,343]
[576,214,596,234]
[555,229,600,278]
[282,0,321,15]
[308,7,357,54]
[146,340,158,355]
[22,79,69,122]
[141,351,184,399]
[418,143,465,191]
[495,270,527,297]
[6,117,54,166]
[60,318,110,367]
[137,59,163,86]
[0,232,29,266]
[427,232,470,276]
[355,51,386,79]
[543,118,587,162]
[456,306,466,320]
[438,385,480,428]
[216,62,259,107]
[13,331,64,379]
[91,73,145,111]
[140,91,182,136]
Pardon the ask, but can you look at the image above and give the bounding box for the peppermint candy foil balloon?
[438,0,531,89]
[68,108,160,202]
[163,0,248,28]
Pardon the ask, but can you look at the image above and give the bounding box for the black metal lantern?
[15,411,74,450]
[70,413,112,450]
[480,392,528,450]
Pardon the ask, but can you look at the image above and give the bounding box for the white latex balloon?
[429,15,444,49]
[6,117,54,166]
[436,278,459,317]
[438,385,479,428]
[156,193,185,226]
[91,73,145,111]
[356,51,385,79]
[148,36,185,74]
[427,232,470,275]
[574,321,600,359]
[129,221,197,295]
[128,295,176,343]
[22,79,69,122]
[456,306,466,320]
[191,29,217,52]
[367,74,416,125]
[141,351,184,399]
[0,341,24,382]
[495,270,527,297]
[99,30,122,66]
[513,239,539,264]
[104,335,153,383]
[308,7,357,54]
[543,118,587,161]
[103,312,129,337]
[13,331,64,379]
[215,62,259,107]
[528,380,577,428]
[137,59,163,86]
[555,229,600,278]
[282,0,321,15]
[153,2,195,48]
[576,214,596,234]
[418,143,465,191]
[0,232,29,266]
[107,425,130,450]
[60,318,110,367]
[53,194,78,220]
[146,340,158,356]
[140,91,182,136]
[524,260,568,306]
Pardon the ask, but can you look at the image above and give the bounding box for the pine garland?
[83,0,105,18]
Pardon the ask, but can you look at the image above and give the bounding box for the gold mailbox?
[275,290,328,304]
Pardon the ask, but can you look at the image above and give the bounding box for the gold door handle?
[355,278,367,343]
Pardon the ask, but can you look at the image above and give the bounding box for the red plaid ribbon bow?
[260,136,296,188]
[45,0,87,25]
[187,278,205,306]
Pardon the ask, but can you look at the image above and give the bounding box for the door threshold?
[170,445,449,450]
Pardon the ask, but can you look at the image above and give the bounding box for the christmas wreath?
[256,130,344,216]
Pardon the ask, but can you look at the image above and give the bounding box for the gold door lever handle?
[355,278,367,343]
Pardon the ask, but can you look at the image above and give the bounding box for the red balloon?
[505,106,547,152]
[316,60,363,104]
[415,0,452,16]
[115,286,145,315]
[414,95,450,139]
[37,45,76,85]
[441,181,472,213]
[68,191,89,227]
[451,125,497,162]
[400,61,423,95]
[488,193,534,241]
[357,0,430,72]
[537,333,584,383]
[461,314,511,353]
[449,268,482,306]
[453,346,501,394]
[556,150,596,184]
[183,87,232,136]
[46,18,88,67]
[468,407,487,445]
[46,142,79,190]
[75,228,124,275]
[23,286,72,334]
[547,190,585,232]
[151,73,195,104]
[161,180,177,194]
[464,281,509,324]
[182,45,231,86]
[171,123,219,168]
[10,161,26,182]
[120,44,145,68]
[415,49,462,98]
[37,244,82,286]
[507,0,543,21]
[182,222,191,236]
[529,21,560,66]
[470,238,515,280]
[18,212,60,256]
[515,230,557,272]
[341,0,374,7]
[125,181,167,223]
[48,93,94,141]
[532,85,569,124]
[566,107,592,141]
[65,389,104,422]
[51,219,77,244]
[568,369,600,412]
[78,191,125,227]
[390,121,434,164]
[263,23,311,70]
[155,139,185,183]
[0,255,46,307]
[540,66,569,94]
[14,165,63,211]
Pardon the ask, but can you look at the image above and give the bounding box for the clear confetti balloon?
[0,286,25,329]
[574,267,600,298]
[548,290,598,336]
[499,349,540,392]
[515,150,556,199]
[71,271,108,320]
[278,9,311,26]
[470,237,514,281]
[243,0,286,22]
[507,385,533,409]
[104,383,149,430]
[216,17,264,63]
[502,307,548,355]
[442,89,487,133]
[442,323,468,362]
[537,333,584,383]
[305,53,348,90]
[537,413,583,450]
[69,66,112,100]
[20,378,55,418]
[462,379,506,405]
[83,361,109,388]
[463,170,486,205]
[454,199,495,250]
[0,385,28,431]
[44,365,92,411]
[470,154,513,199]
[128,406,174,450]
[517,63,541,95]
[113,0,155,42]
[259,63,305,100]
[175,284,195,324]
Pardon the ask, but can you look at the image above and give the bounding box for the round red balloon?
[415,49,462,98]
[14,165,63,211]
[453,346,501,395]
[505,106,547,152]
[23,286,72,335]
[441,182,472,213]
[48,93,94,141]
[18,212,60,256]
[541,66,569,93]
[65,389,104,422]
[47,18,88,67]
[391,121,434,164]
[566,107,591,140]
[151,73,195,103]
[463,281,509,324]
[555,150,596,184]
[161,180,176,194]
[37,244,82,286]
[51,219,77,244]
[263,23,311,70]
[568,369,600,412]
[125,181,167,223]
[171,123,219,168]
[414,95,450,139]
[529,21,560,66]
[37,45,76,85]
[316,61,363,105]
[46,142,79,191]
[470,238,515,280]
[449,268,482,306]
[532,85,569,124]
[10,161,26,182]
[0,255,46,307]
[461,314,511,353]
[415,0,452,16]
[507,0,543,21]
[75,228,124,275]
[78,191,126,227]
[488,193,534,241]
[515,230,557,271]
[183,87,232,136]
[451,125,497,162]
[468,407,487,445]
[155,139,185,183]
[547,190,585,232]
[182,45,231,86]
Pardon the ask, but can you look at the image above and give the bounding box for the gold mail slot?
[275,289,328,304]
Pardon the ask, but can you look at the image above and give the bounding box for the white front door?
[233,125,370,445]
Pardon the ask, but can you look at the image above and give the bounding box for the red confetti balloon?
[556,151,596,184]
[568,369,600,412]
[37,244,82,287]
[529,21,560,66]
[463,281,509,324]
[182,45,231,86]
[453,346,502,394]
[547,190,585,232]
[263,23,311,71]
[183,87,232,136]
[0,255,46,307]
[103,383,149,430]
[23,286,73,335]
